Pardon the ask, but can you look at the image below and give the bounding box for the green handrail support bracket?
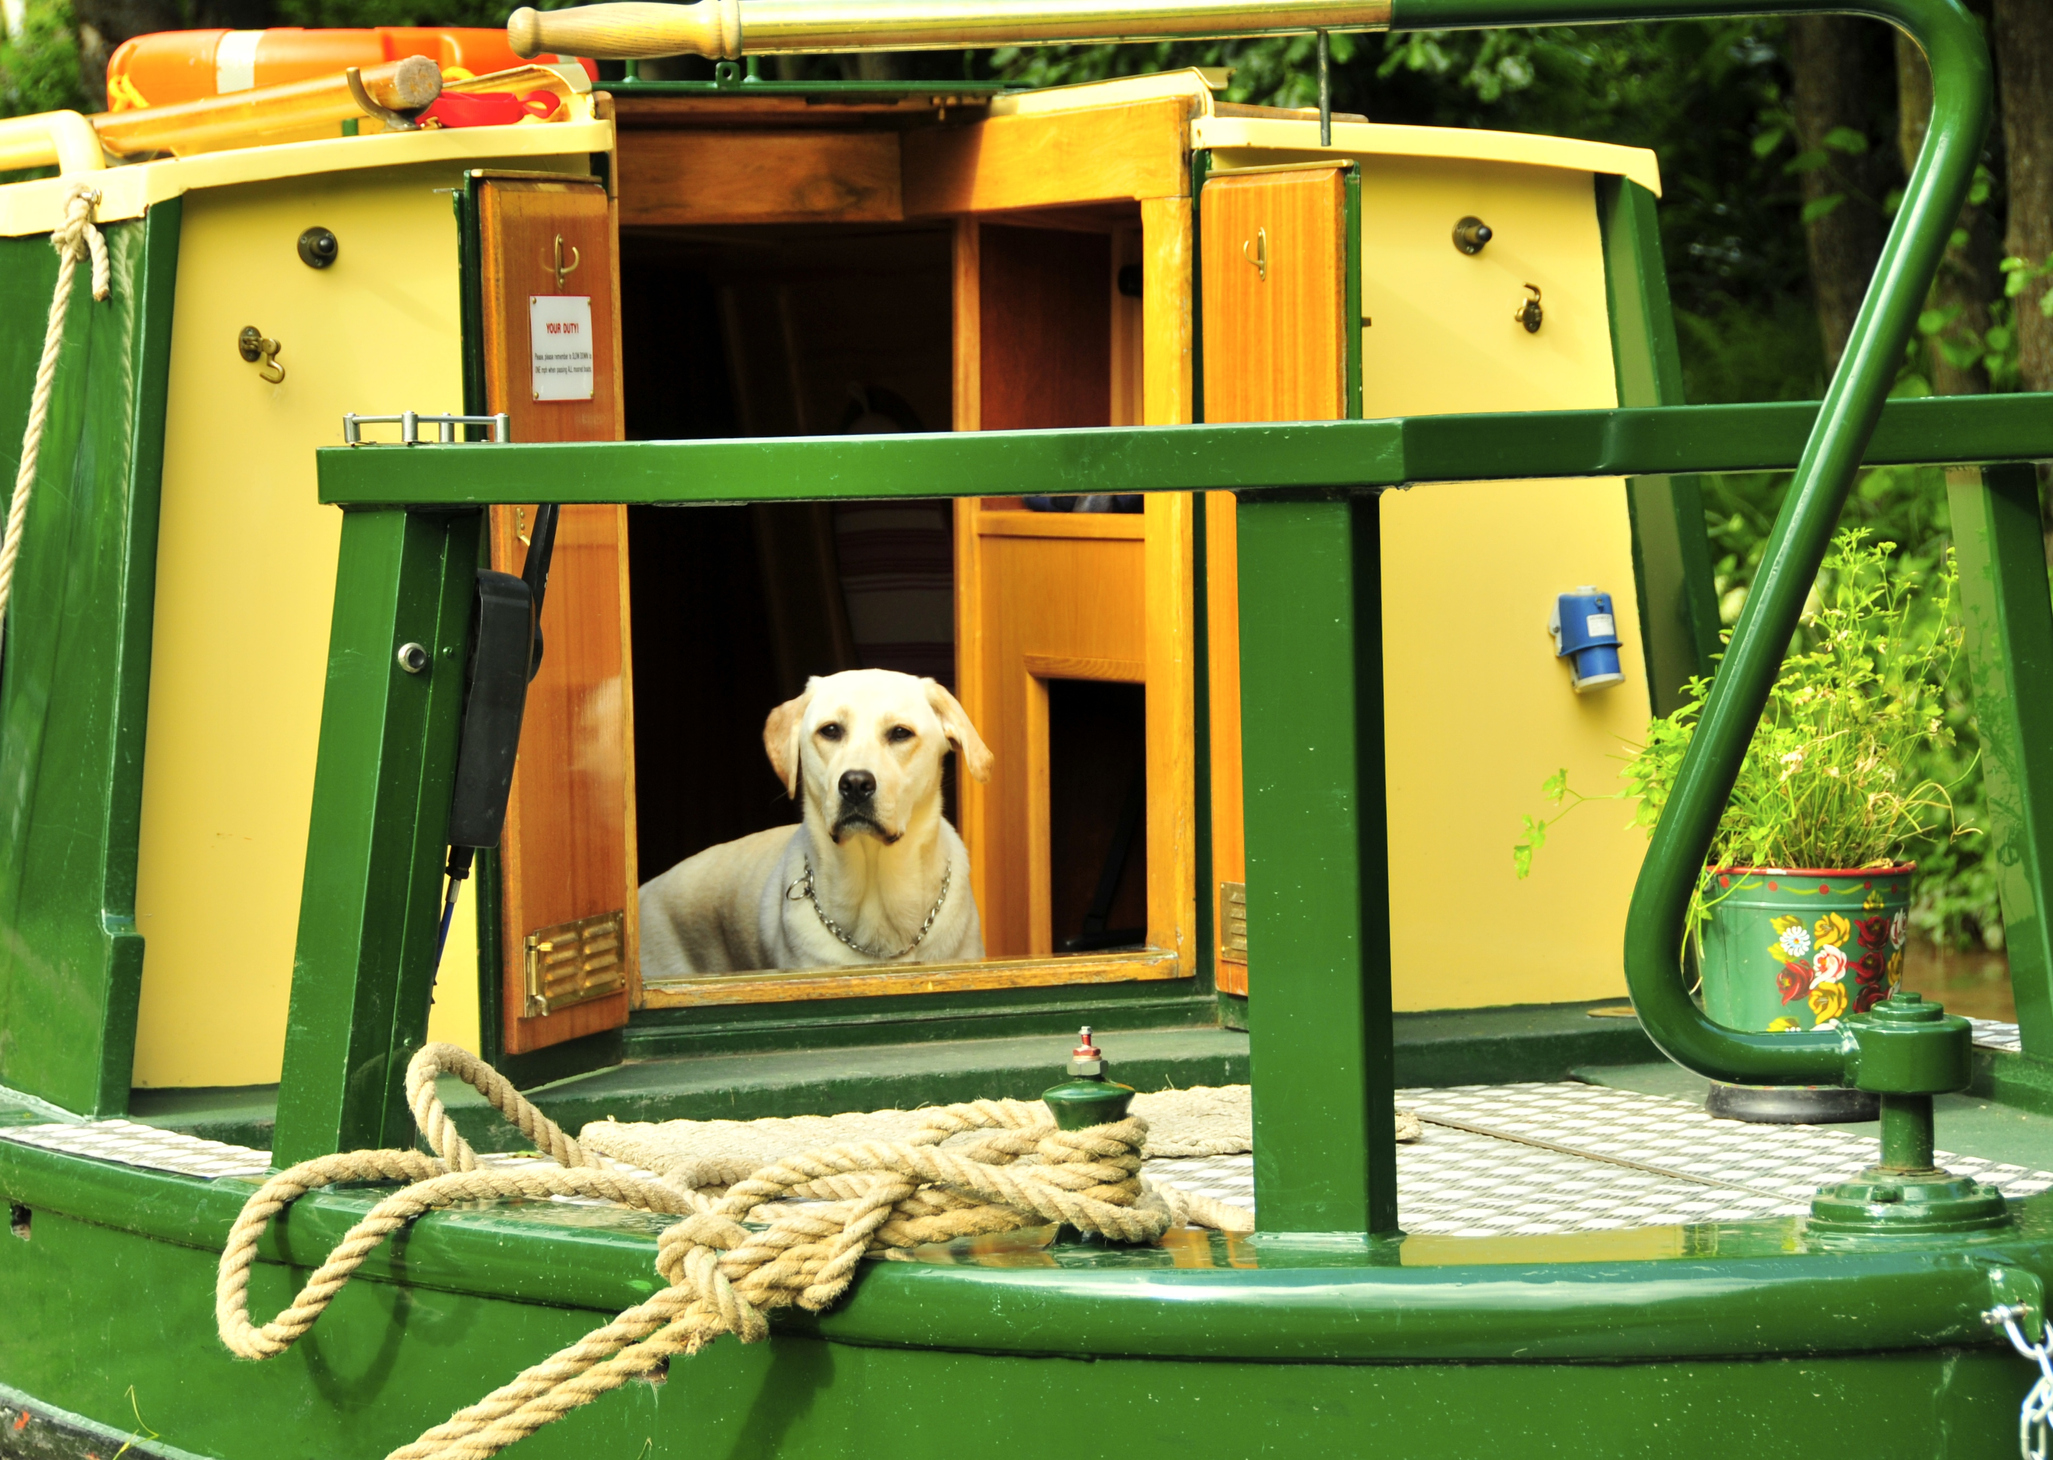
[273,508,481,1165]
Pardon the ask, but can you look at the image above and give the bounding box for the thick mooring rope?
[0,185,111,641]
[217,1044,1245,1460]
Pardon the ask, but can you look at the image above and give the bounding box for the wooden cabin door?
[1199,164,1359,995]
[469,173,637,1056]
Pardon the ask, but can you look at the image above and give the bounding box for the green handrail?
[1398,0,1991,1085]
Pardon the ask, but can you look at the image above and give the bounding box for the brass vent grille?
[1219,881,1248,960]
[523,909,627,1018]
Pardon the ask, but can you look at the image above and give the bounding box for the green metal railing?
[303,0,2016,1231]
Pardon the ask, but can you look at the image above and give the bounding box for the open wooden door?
[952,203,1198,975]
[1200,163,1359,996]
[470,172,637,1055]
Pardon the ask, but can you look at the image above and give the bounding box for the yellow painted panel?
[133,163,478,1088]
[426,883,481,1056]
[1348,154,1645,1011]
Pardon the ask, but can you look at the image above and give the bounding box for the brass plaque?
[523,909,627,1018]
[1219,881,1248,960]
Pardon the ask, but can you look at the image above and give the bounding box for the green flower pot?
[1699,864,1913,1124]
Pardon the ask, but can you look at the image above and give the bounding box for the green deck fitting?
[0,202,179,1119]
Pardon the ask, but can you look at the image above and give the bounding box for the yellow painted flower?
[1767,1017,1802,1032]
[1814,913,1853,948]
[1887,950,1903,988]
[1863,890,1885,911]
[1809,978,1848,1022]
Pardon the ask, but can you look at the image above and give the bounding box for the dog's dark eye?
[818,723,844,741]
[887,725,915,743]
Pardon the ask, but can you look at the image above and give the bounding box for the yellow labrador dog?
[638,670,992,975]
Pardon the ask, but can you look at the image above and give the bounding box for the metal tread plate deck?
[7,1066,2051,1237]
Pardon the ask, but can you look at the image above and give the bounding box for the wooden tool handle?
[508,2,738,60]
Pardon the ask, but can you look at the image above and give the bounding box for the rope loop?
[0,183,112,640]
[215,1047,1249,1460]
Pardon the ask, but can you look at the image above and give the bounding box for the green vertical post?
[1597,174,1720,717]
[1237,496,1397,1236]
[1946,463,2053,1061]
[273,507,479,1165]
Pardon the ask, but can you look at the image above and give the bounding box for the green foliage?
[0,0,84,120]
[1627,531,1965,871]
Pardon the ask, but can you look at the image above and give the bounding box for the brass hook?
[515,506,532,547]
[549,235,581,292]
[1243,227,1267,282]
[238,325,285,384]
[1515,283,1544,334]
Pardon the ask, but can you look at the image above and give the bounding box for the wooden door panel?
[473,175,636,1056]
[1200,167,1351,995]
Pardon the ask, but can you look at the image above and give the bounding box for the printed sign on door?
[530,295,594,402]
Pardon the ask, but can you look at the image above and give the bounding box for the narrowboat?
[5,0,2053,1455]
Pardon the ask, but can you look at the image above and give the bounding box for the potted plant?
[1515,529,1966,1122]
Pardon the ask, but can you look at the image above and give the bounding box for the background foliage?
[4,5,2048,947]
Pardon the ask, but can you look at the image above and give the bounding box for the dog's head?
[764,670,992,844]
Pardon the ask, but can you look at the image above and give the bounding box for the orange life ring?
[104,27,596,112]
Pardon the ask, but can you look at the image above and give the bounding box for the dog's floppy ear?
[923,679,993,783]
[763,680,817,799]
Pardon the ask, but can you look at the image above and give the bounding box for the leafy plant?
[1515,530,1971,916]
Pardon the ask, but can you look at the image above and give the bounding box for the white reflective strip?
[214,30,262,94]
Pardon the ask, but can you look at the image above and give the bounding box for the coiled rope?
[0,184,111,641]
[217,1043,1246,1460]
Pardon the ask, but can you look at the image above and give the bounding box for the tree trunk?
[1897,34,1998,395]
[1785,16,1895,375]
[1994,0,2053,392]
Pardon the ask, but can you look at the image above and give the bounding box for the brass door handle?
[238,325,285,383]
[1243,227,1267,282]
[549,234,581,291]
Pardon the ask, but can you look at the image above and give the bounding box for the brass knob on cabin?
[298,226,339,269]
[1453,216,1493,255]
[238,326,285,384]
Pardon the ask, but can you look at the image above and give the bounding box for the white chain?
[1990,1306,2053,1460]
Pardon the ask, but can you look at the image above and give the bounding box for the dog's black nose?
[839,770,877,802]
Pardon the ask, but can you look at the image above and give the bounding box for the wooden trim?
[974,511,1146,541]
[951,218,988,933]
[903,99,1193,217]
[1144,491,1197,973]
[1140,193,1198,977]
[1022,653,1145,682]
[640,949,1182,1008]
[618,129,904,226]
[1112,223,1144,428]
[1140,196,1195,427]
[952,218,981,433]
